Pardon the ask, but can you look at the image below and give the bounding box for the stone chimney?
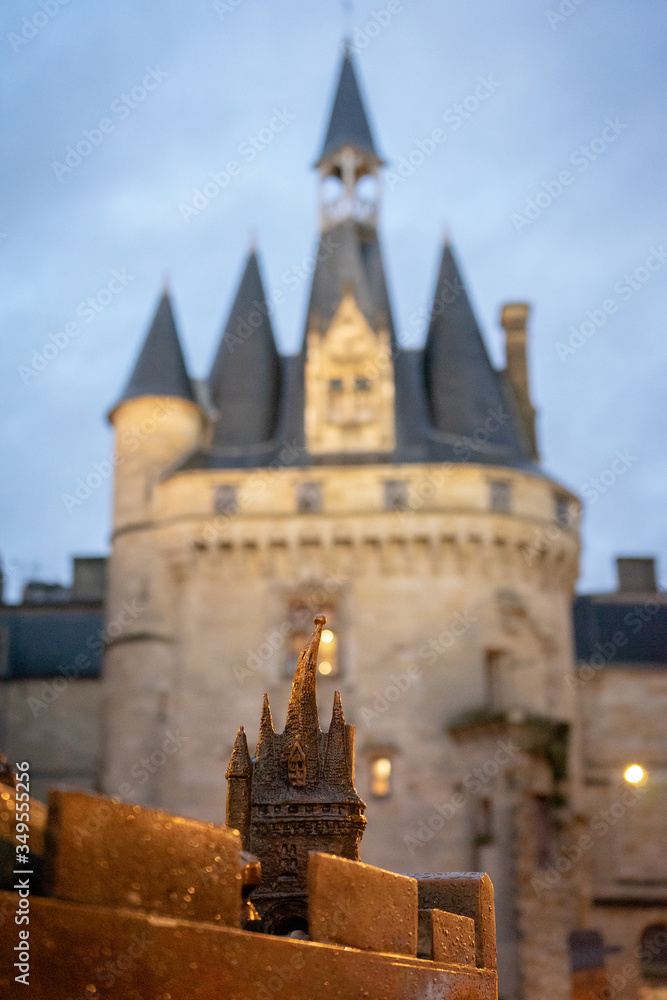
[71,557,107,603]
[616,557,657,593]
[500,303,538,460]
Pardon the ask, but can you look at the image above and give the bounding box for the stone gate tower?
[102,44,582,999]
[226,614,366,932]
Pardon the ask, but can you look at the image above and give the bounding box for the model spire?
[225,725,253,847]
[324,690,351,786]
[225,725,252,778]
[224,611,366,931]
[255,693,275,760]
[284,614,325,737]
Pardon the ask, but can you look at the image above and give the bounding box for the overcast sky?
[1,0,665,602]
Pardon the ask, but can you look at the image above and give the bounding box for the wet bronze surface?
[309,851,419,956]
[405,872,497,970]
[43,789,243,926]
[418,907,476,965]
[0,890,498,1000]
[0,614,499,998]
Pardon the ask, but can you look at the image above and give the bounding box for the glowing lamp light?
[624,764,645,785]
[319,661,332,675]
[321,629,334,643]
[371,756,392,797]
[374,758,392,780]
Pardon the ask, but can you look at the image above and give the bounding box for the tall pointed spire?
[315,47,384,233]
[225,726,252,778]
[324,691,351,787]
[225,725,252,847]
[209,250,281,448]
[255,693,275,760]
[284,614,325,739]
[423,242,530,461]
[317,46,383,167]
[113,290,195,410]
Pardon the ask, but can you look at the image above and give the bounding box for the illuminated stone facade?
[1,44,665,1000]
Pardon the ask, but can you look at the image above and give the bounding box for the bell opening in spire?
[316,48,384,232]
[319,147,381,232]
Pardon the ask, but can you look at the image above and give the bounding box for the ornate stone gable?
[305,292,395,455]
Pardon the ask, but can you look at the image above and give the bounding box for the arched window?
[288,742,307,787]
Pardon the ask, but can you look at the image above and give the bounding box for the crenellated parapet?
[149,462,579,593]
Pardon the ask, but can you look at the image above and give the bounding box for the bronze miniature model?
[0,609,498,997]
[226,614,367,933]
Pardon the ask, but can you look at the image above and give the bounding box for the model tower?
[226,614,366,933]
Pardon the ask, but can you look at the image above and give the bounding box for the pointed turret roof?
[423,242,530,463]
[324,691,352,787]
[316,46,383,166]
[225,726,252,778]
[114,291,195,411]
[209,250,281,449]
[255,693,275,760]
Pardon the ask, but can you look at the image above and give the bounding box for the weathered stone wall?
[99,447,582,1000]
[0,679,102,802]
[577,664,667,1000]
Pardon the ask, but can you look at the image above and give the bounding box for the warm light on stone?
[305,293,395,454]
[372,757,392,797]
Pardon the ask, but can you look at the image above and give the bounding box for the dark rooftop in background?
[573,557,666,667]
[0,557,106,679]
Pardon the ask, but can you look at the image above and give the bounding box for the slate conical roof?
[115,291,194,409]
[304,219,395,338]
[316,46,383,166]
[209,250,281,449]
[423,242,530,463]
